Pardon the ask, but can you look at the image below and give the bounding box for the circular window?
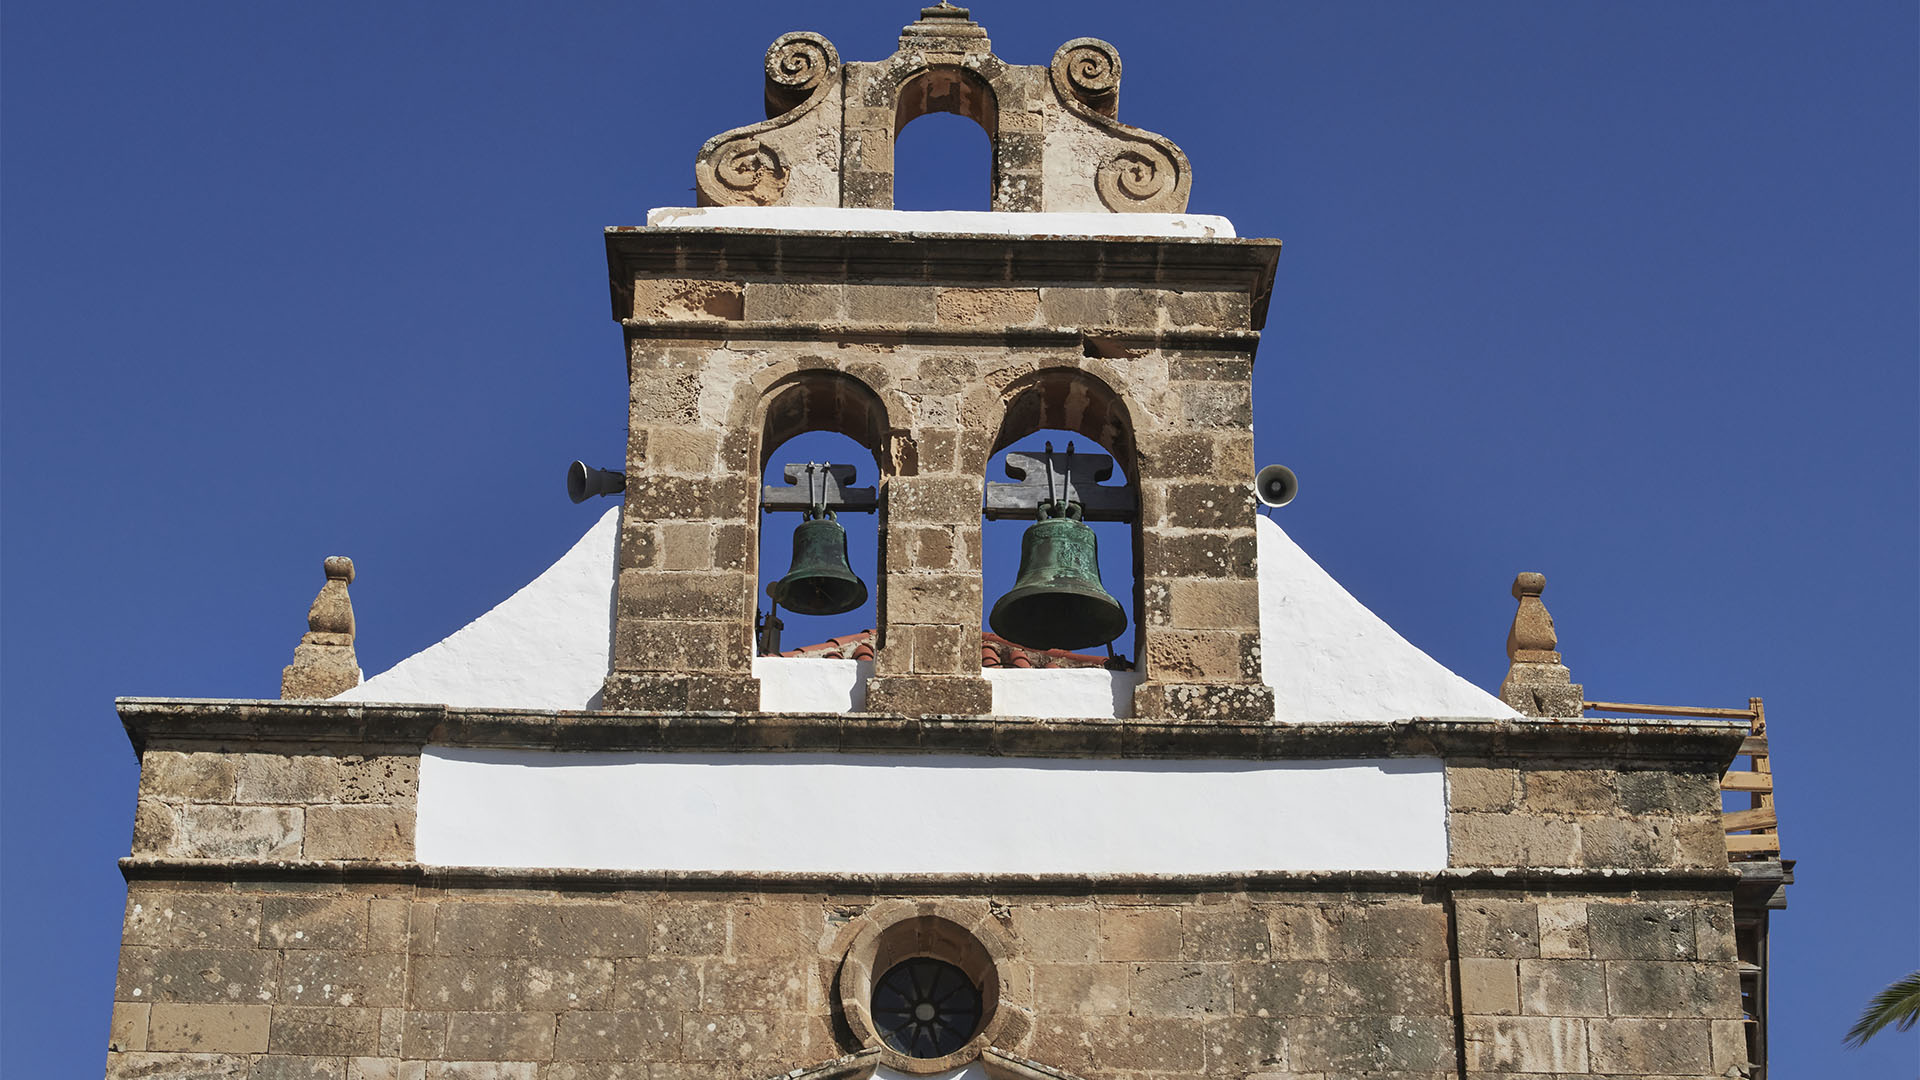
[872,957,984,1058]
[834,900,1024,1074]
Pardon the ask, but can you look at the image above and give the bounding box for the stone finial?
[281,556,361,699]
[1498,571,1584,717]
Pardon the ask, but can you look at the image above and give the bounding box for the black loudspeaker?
[567,461,627,503]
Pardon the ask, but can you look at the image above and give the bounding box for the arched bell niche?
[982,369,1141,667]
[755,373,890,656]
[891,66,996,211]
[893,112,993,211]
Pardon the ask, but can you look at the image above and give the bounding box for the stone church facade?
[107,10,1768,1079]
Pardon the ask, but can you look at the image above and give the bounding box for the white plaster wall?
[748,661,1140,719]
[1256,515,1518,722]
[645,206,1236,239]
[415,749,1448,874]
[755,657,872,712]
[985,667,1137,718]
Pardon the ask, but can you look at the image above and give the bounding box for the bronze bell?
[768,512,868,616]
[989,499,1127,651]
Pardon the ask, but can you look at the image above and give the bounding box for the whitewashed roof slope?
[340,508,1515,721]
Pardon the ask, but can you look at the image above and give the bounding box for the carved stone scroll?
[694,32,842,207]
[1048,39,1190,214]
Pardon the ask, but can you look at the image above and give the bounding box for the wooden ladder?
[1722,697,1780,857]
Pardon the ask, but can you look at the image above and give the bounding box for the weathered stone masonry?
[111,701,1751,1079]
[603,228,1276,722]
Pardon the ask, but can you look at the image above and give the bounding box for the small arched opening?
[756,373,891,663]
[891,66,998,211]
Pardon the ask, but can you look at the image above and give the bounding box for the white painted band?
[415,749,1447,874]
[642,206,1238,239]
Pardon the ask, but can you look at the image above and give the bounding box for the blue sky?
[4,3,1914,1075]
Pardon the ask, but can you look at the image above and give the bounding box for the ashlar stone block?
[1126,962,1232,1017]
[1459,957,1518,1015]
[176,805,303,860]
[146,1003,272,1054]
[139,752,238,802]
[124,891,262,949]
[1587,902,1697,961]
[1284,1015,1455,1072]
[1586,1016,1715,1074]
[268,1005,382,1057]
[265,896,369,951]
[1462,1016,1588,1074]
[1535,900,1591,959]
[444,1011,558,1061]
[1517,958,1608,1017]
[252,1056,350,1080]
[109,1002,151,1052]
[116,945,279,1005]
[1010,905,1101,962]
[1033,964,1127,1015]
[1454,900,1540,959]
[554,1010,681,1061]
[105,1052,256,1080]
[305,805,414,862]
[1098,907,1181,962]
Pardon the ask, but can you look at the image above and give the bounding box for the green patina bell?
[989,500,1127,651]
[768,512,868,616]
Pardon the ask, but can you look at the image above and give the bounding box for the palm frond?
[1845,970,1920,1048]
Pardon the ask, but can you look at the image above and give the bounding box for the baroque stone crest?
[690,10,1191,213]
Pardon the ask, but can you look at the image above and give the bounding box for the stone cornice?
[616,318,1263,351]
[117,697,1747,767]
[604,228,1283,328]
[117,856,1742,895]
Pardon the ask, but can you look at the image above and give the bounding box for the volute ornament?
[712,140,788,205]
[763,32,838,117]
[1049,38,1190,214]
[1053,38,1121,118]
[1097,148,1181,214]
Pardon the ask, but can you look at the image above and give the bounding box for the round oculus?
[871,957,983,1058]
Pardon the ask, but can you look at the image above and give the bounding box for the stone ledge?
[118,698,1746,765]
[605,228,1283,297]
[622,315,1267,349]
[119,857,1740,895]
[617,317,1263,349]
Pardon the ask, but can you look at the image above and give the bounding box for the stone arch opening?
[755,372,892,656]
[889,65,999,210]
[894,113,993,211]
[983,369,1142,666]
